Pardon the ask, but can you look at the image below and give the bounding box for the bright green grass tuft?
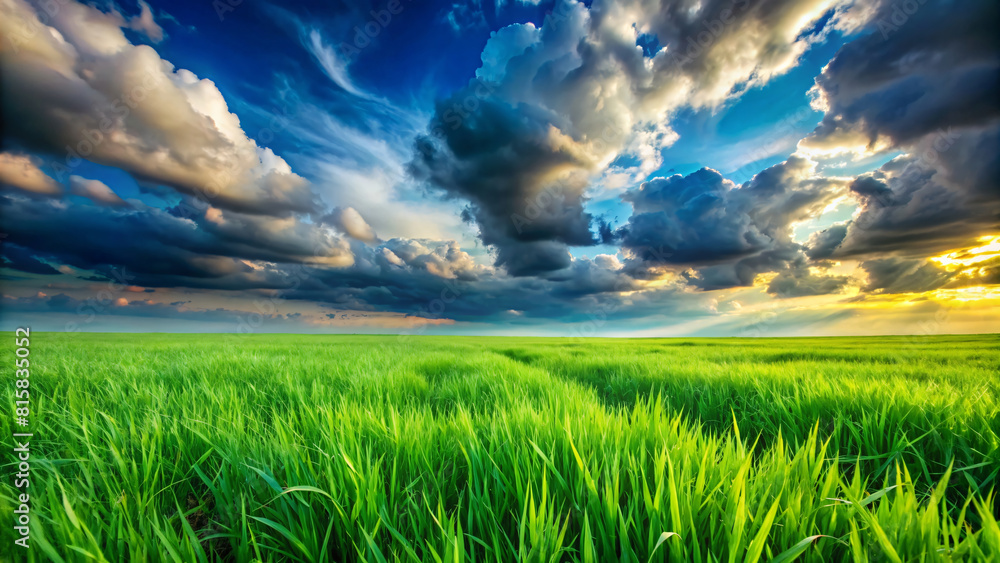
[1,334,998,561]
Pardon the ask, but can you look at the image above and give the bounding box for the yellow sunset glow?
[930,285,1000,302]
[932,235,1000,269]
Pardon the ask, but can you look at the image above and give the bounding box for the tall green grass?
[1,334,998,561]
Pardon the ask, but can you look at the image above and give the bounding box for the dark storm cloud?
[409,95,597,276]
[283,249,582,320]
[0,190,656,324]
[805,222,849,260]
[0,194,351,289]
[617,158,842,289]
[804,0,999,153]
[682,242,803,291]
[799,0,999,261]
[618,168,765,264]
[810,138,1000,260]
[765,259,850,298]
[544,258,640,298]
[859,257,952,294]
[269,247,677,324]
[1,244,61,275]
[410,0,843,276]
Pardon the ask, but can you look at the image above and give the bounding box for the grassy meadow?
[1,333,998,562]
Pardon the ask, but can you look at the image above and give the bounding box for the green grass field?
[2,334,999,562]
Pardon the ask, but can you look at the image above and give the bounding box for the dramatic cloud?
[805,221,849,260]
[801,0,999,156]
[799,0,999,261]
[412,0,843,275]
[819,149,999,259]
[619,157,844,289]
[0,0,316,215]
[860,257,952,294]
[766,260,850,297]
[1,0,997,336]
[1,243,60,275]
[410,96,598,275]
[0,193,354,289]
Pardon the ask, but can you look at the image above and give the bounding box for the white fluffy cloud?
[380,238,489,280]
[475,0,843,159]
[0,0,315,215]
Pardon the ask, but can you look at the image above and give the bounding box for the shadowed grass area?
[1,334,998,561]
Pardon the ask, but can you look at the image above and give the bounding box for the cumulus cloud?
[795,0,999,279]
[0,0,316,215]
[809,141,999,260]
[800,0,999,156]
[766,260,850,297]
[410,96,599,275]
[412,0,843,276]
[380,239,487,280]
[618,157,844,288]
[325,206,379,243]
[860,257,952,294]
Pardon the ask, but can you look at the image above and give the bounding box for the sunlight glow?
[930,285,1000,302]
[932,235,1000,269]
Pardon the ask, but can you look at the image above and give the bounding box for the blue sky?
[1,0,997,336]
